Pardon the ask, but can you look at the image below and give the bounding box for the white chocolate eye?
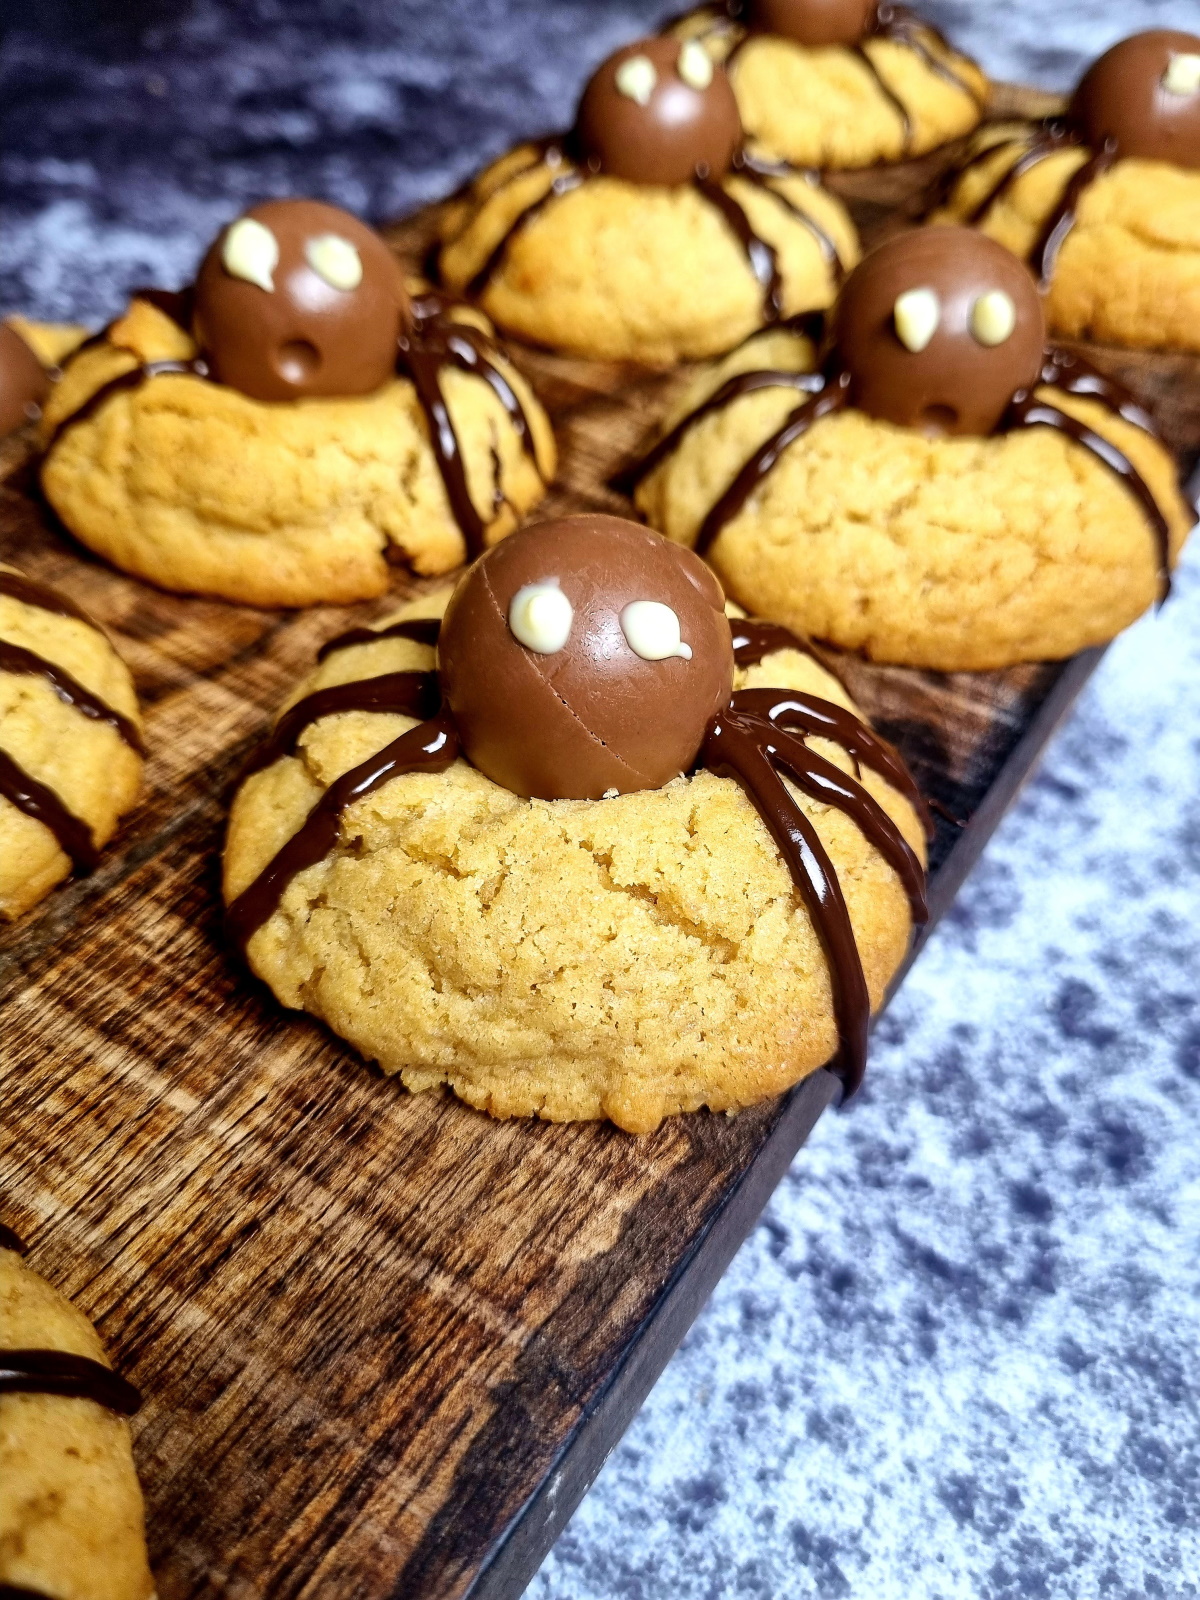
[620,601,692,661]
[678,40,714,91]
[305,234,364,291]
[969,289,1017,347]
[1163,52,1200,96]
[893,287,940,353]
[222,217,279,293]
[615,55,658,107]
[509,581,573,654]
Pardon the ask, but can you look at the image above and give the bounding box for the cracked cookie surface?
[223,592,923,1133]
[0,1245,154,1600]
[39,297,556,607]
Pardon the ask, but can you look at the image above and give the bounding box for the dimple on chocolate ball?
[192,199,410,403]
[0,323,49,439]
[747,0,877,48]
[574,36,743,187]
[439,515,735,801]
[834,227,1044,437]
[1070,29,1200,170]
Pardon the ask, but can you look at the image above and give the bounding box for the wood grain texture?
[2,85,1197,1599]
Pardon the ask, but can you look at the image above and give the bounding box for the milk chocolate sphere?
[574,37,743,187]
[192,199,410,403]
[439,515,735,801]
[747,0,877,48]
[1071,30,1200,170]
[834,227,1044,437]
[0,323,49,438]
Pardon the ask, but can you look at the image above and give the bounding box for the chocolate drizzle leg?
[870,3,984,106]
[0,1349,141,1415]
[693,176,784,320]
[0,572,94,627]
[0,747,98,872]
[317,615,442,663]
[0,1586,57,1600]
[466,152,585,297]
[696,367,852,553]
[240,672,440,781]
[732,156,846,285]
[227,708,460,950]
[1033,138,1118,291]
[0,1219,27,1255]
[43,357,209,452]
[0,641,144,755]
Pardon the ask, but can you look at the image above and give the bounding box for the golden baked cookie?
[439,149,857,364]
[224,516,928,1134]
[931,31,1200,352]
[439,34,858,363]
[628,224,1194,671]
[39,293,556,608]
[932,132,1200,354]
[0,565,144,920]
[0,1219,154,1600]
[670,3,987,171]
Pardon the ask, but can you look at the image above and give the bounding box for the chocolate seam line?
[701,709,871,1095]
[0,746,98,871]
[240,671,440,781]
[0,640,144,755]
[226,709,460,952]
[0,1350,141,1416]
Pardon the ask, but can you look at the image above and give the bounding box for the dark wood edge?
[463,642,1112,1599]
[465,1069,840,1600]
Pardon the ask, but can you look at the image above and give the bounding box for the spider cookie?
[932,30,1200,353]
[0,1209,154,1600]
[39,200,556,607]
[668,0,987,172]
[438,37,858,363]
[224,514,928,1134]
[627,228,1194,671]
[0,566,144,920]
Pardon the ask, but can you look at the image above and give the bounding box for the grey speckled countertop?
[2,3,1198,1596]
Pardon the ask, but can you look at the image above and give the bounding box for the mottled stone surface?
[0,2,1195,1595]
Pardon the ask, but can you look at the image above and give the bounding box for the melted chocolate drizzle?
[458,139,841,326]
[0,641,144,755]
[226,707,460,950]
[0,571,94,628]
[317,615,442,662]
[0,747,98,871]
[622,337,1179,585]
[732,154,847,284]
[42,295,543,565]
[229,610,928,1096]
[240,671,439,781]
[944,120,1120,291]
[0,1586,56,1600]
[0,1349,141,1416]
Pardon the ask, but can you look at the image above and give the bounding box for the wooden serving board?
[2,85,1198,1600]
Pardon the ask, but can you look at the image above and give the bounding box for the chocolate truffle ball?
[192,199,409,403]
[0,323,49,439]
[1070,30,1200,171]
[747,0,877,48]
[439,515,735,801]
[834,227,1044,437]
[574,37,743,187]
